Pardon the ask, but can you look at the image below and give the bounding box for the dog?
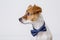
[19,5,52,40]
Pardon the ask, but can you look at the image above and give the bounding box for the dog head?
[19,5,42,24]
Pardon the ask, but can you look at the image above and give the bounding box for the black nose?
[19,18,22,22]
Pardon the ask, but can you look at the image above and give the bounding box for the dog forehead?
[27,8,33,13]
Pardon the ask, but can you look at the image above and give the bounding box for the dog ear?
[33,5,42,13]
[27,5,32,9]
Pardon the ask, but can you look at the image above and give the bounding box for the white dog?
[19,5,52,40]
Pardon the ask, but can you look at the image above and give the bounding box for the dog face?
[19,5,42,24]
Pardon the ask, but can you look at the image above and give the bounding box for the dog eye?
[27,12,31,16]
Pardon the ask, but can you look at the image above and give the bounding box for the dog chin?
[21,19,32,24]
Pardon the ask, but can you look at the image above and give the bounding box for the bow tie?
[31,22,47,37]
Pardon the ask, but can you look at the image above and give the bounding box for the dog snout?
[19,18,22,22]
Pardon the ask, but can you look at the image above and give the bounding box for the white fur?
[31,14,52,40]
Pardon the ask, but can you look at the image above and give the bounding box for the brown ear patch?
[27,5,42,15]
[27,5,32,9]
[33,5,42,14]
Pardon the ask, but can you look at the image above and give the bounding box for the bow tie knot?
[31,29,38,36]
[31,22,47,37]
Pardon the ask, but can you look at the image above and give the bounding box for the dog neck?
[32,14,45,29]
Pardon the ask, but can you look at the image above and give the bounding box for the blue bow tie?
[31,22,47,37]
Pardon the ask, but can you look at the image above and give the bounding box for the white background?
[0,0,60,40]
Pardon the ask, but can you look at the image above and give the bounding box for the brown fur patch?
[23,15,27,20]
[22,5,42,21]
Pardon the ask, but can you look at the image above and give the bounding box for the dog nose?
[19,18,22,22]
